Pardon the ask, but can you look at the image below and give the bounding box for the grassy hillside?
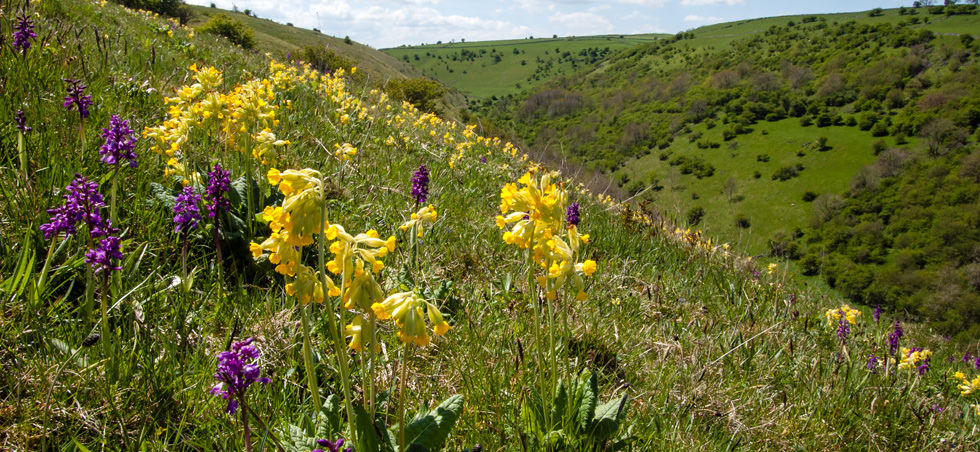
[186,4,419,85]
[1,1,979,450]
[382,34,664,99]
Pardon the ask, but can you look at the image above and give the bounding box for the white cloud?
[680,0,743,5]
[683,14,723,22]
[548,11,615,35]
[618,0,668,6]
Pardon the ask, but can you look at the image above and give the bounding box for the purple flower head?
[15,110,31,133]
[963,353,973,365]
[480,156,487,164]
[85,235,122,273]
[873,304,881,323]
[40,174,106,240]
[12,14,36,54]
[99,115,138,167]
[205,164,231,218]
[888,321,903,355]
[836,310,850,344]
[315,438,345,452]
[173,186,202,235]
[566,202,580,227]
[906,347,930,375]
[975,356,980,370]
[866,355,879,372]
[63,79,93,120]
[411,164,429,205]
[210,338,270,414]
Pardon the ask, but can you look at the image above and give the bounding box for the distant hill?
[470,5,980,335]
[381,34,666,100]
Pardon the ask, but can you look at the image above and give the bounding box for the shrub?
[772,165,799,181]
[200,14,256,49]
[687,206,705,226]
[299,45,354,74]
[734,214,751,229]
[756,154,770,162]
[802,191,818,202]
[386,77,446,114]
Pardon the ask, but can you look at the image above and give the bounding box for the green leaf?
[49,338,87,368]
[577,371,597,433]
[354,403,386,452]
[551,378,568,430]
[404,394,464,451]
[315,395,342,441]
[285,422,314,452]
[591,393,630,443]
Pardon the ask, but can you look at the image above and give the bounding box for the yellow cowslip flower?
[343,260,384,311]
[825,305,861,328]
[249,230,301,276]
[285,264,324,304]
[400,204,438,235]
[767,263,778,275]
[324,224,395,276]
[345,315,379,352]
[267,168,326,246]
[335,142,357,161]
[371,291,450,346]
[253,128,289,165]
[577,259,597,276]
[955,372,980,396]
[897,347,932,372]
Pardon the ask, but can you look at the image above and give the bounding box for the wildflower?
[205,164,231,218]
[40,174,107,240]
[873,304,881,323]
[15,110,31,133]
[411,164,429,205]
[372,291,450,346]
[285,264,327,305]
[267,168,326,246]
[399,204,437,235]
[888,321,903,355]
[85,235,122,273]
[314,438,346,452]
[965,353,973,365]
[825,305,860,328]
[767,263,778,275]
[334,142,357,161]
[63,79,93,120]
[897,347,932,374]
[173,186,202,234]
[566,202,580,227]
[99,115,139,167]
[866,355,880,372]
[836,311,850,344]
[955,372,980,396]
[209,338,270,414]
[12,14,36,54]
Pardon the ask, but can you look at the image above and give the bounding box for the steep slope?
[0,1,977,451]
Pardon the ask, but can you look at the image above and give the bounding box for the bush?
[115,0,190,22]
[772,165,800,181]
[802,191,818,202]
[200,14,256,49]
[687,206,705,226]
[734,214,751,229]
[756,154,770,162]
[386,77,446,114]
[299,46,354,74]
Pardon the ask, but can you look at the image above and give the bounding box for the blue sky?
[185,0,912,48]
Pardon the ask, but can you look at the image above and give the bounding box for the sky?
[185,0,913,49]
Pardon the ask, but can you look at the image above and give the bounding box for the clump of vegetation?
[113,0,189,21]
[385,77,445,114]
[299,45,354,74]
[199,13,255,49]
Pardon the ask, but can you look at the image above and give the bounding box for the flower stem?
[299,302,321,411]
[241,394,253,452]
[316,199,357,446]
[17,132,27,178]
[36,234,60,301]
[398,342,412,452]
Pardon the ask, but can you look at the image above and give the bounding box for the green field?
[622,118,919,254]
[382,34,664,99]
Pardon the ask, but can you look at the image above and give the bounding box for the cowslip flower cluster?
[399,204,438,236]
[63,79,93,120]
[955,371,980,396]
[825,305,860,328]
[251,168,329,278]
[897,347,932,375]
[497,168,596,300]
[205,164,231,218]
[371,291,450,347]
[411,164,429,204]
[173,186,202,234]
[99,115,139,167]
[12,14,36,54]
[209,338,270,414]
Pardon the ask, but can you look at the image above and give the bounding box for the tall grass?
[0,0,977,450]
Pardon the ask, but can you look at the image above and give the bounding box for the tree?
[723,177,738,203]
[921,118,966,157]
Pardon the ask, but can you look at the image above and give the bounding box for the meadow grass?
[0,1,978,450]
[382,35,664,99]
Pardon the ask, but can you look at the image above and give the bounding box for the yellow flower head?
[400,204,438,235]
[371,291,450,346]
[825,305,861,328]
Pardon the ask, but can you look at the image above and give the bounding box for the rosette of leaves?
[521,369,630,450]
